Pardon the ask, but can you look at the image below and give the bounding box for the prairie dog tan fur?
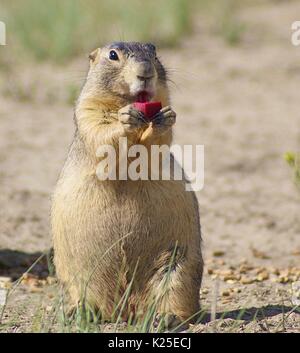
[51,42,203,323]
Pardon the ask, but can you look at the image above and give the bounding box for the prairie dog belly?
[104,178,199,257]
[52,170,200,286]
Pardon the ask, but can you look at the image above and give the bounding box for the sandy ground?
[0,1,300,332]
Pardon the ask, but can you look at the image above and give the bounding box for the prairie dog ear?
[88,48,101,64]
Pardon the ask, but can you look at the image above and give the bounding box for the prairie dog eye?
[109,50,119,61]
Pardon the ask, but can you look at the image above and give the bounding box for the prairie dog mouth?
[136,91,151,102]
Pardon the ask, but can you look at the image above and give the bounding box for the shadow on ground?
[0,249,52,280]
[199,305,300,324]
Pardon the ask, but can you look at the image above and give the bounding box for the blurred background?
[0,0,300,332]
[0,0,249,102]
[1,0,245,61]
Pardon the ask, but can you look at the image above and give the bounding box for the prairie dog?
[51,42,203,323]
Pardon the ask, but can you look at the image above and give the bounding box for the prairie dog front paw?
[152,106,176,131]
[118,104,148,134]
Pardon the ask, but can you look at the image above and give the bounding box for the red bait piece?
[133,101,162,121]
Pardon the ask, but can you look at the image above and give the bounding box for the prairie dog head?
[86,42,168,103]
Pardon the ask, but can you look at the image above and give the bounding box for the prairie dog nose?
[135,61,154,81]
